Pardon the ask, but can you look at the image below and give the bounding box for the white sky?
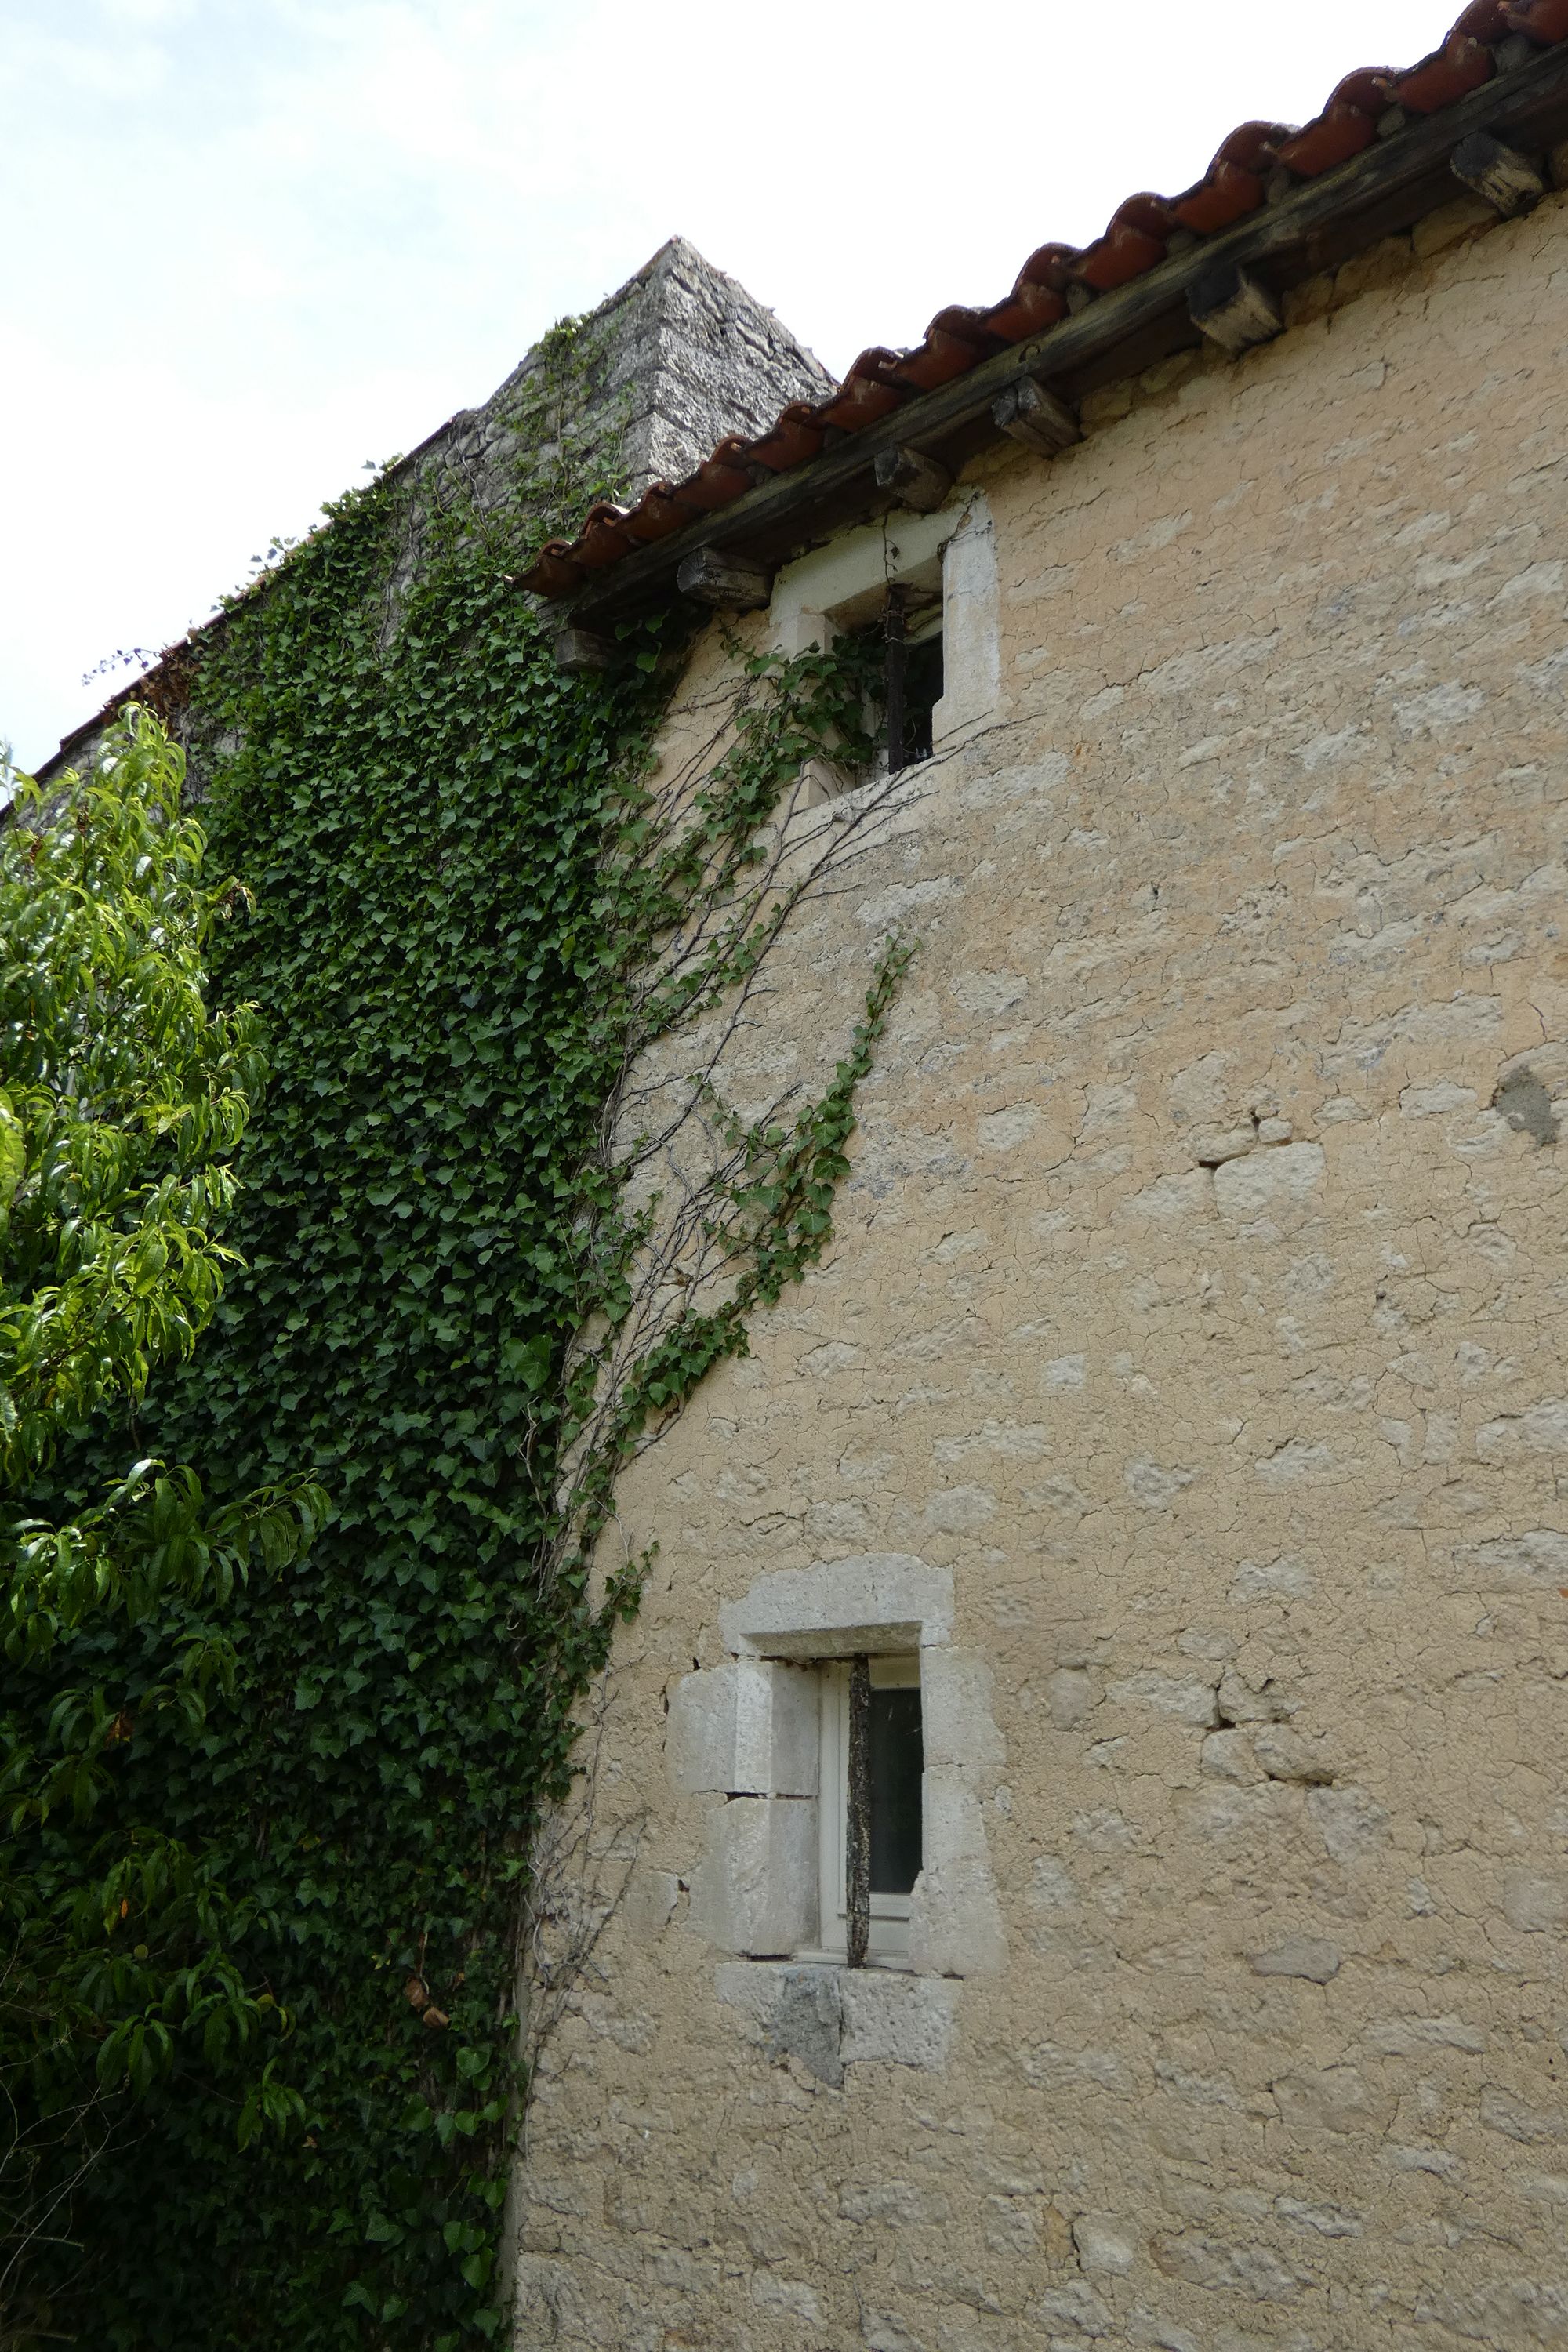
[4,0,1461,770]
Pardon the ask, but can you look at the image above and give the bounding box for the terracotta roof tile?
[673,439,756,513]
[1394,30,1497,109]
[517,2,1568,602]
[746,403,828,473]
[624,484,699,543]
[891,307,1001,390]
[1275,81,1385,178]
[1511,0,1568,37]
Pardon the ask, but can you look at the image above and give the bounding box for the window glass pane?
[868,1686,923,1895]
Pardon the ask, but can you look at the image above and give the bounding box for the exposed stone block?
[920,1650,1006,1769]
[839,1972,960,2072]
[687,1796,817,1956]
[1201,1728,1263,1784]
[666,1660,818,1796]
[624,1870,681,1940]
[1274,2067,1396,2136]
[920,1766,991,1865]
[1252,1726,1337,1784]
[931,498,1003,752]
[1504,1872,1568,1933]
[1247,1936,1342,1984]
[909,1848,1007,1978]
[751,2272,824,2322]
[713,1962,958,2084]
[720,1555,953,1658]
[1030,2279,1114,2334]
[1480,2084,1568,2144]
[861,2310,927,2350]
[1217,1670,1298,1724]
[1046,1668,1098,1730]
[1306,1784,1390,1866]
[1108,1668,1217,1723]
[1073,2217,1136,2275]
[1213,1141,1326,1223]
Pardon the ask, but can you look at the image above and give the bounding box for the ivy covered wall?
[9,303,898,2346]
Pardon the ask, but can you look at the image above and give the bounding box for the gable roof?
[521,0,1568,617]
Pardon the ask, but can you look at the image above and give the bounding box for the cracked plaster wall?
[514,192,1568,2352]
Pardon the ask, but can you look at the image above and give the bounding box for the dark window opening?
[884,583,943,770]
[903,635,943,765]
[868,1685,924,1896]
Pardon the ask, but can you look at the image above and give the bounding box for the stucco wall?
[514,190,1568,2352]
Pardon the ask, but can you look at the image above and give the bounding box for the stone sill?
[716,1958,960,2087]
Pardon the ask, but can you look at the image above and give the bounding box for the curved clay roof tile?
[1074,200,1171,291]
[574,504,638,568]
[983,276,1068,344]
[672,438,756,512]
[815,380,903,431]
[815,360,906,434]
[1334,65,1402,111]
[622,483,700,544]
[893,307,997,390]
[1016,243,1077,292]
[1171,159,1267,236]
[1504,0,1568,34]
[1393,31,1495,108]
[846,347,905,383]
[1454,0,1510,31]
[1215,121,1296,169]
[1116,193,1181,234]
[1276,75,1389,179]
[524,544,586,600]
[746,403,826,472]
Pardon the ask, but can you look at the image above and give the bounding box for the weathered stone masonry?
[42,237,830,783]
[514,189,1568,2352]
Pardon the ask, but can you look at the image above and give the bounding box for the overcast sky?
[5,0,1460,769]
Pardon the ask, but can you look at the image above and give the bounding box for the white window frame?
[808,1655,921,1969]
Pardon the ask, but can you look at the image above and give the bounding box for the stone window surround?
[766,495,1002,757]
[668,1554,1007,1986]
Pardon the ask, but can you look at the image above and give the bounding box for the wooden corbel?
[1189,264,1284,356]
[873,445,955,513]
[1450,131,1546,216]
[675,549,773,610]
[553,627,615,674]
[992,379,1081,457]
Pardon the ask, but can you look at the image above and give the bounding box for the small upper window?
[883,584,943,770]
[814,1655,924,1967]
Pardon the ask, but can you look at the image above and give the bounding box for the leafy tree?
[0,710,325,2336]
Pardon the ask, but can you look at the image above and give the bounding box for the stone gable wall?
[390,234,831,563]
[513,189,1568,2352]
[38,237,827,786]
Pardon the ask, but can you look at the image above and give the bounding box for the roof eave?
[561,37,1568,633]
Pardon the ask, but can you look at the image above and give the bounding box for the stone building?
[35,8,1568,2344]
[504,8,1568,2348]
